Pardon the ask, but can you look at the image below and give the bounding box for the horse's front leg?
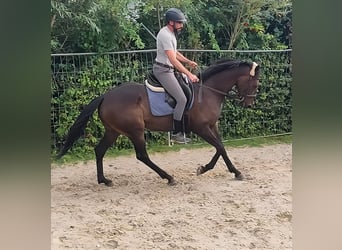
[220,147,243,180]
[196,125,243,180]
[196,150,220,175]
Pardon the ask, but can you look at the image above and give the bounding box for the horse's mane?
[200,58,252,81]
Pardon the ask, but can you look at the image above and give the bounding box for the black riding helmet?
[165,8,187,23]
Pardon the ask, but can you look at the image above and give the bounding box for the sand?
[51,143,292,249]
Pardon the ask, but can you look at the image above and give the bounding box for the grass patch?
[223,134,292,147]
[52,134,291,165]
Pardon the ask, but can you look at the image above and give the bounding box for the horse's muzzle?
[237,97,255,108]
[243,102,254,108]
[242,98,256,108]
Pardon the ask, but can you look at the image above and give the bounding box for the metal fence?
[51,49,292,151]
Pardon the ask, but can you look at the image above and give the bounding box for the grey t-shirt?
[155,26,176,66]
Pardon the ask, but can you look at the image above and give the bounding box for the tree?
[51,0,145,53]
[51,0,292,52]
[51,0,102,53]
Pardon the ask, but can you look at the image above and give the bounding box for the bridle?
[198,62,258,103]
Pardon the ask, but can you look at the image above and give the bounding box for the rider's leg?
[153,65,190,143]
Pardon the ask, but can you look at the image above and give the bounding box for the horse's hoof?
[235,173,244,181]
[197,166,204,175]
[168,178,177,186]
[105,181,113,187]
[100,179,113,187]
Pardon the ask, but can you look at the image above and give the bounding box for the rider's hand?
[188,60,198,69]
[188,73,199,83]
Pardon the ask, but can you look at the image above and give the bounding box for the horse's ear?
[250,62,258,76]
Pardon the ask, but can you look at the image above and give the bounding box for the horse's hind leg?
[130,132,176,185]
[95,129,119,186]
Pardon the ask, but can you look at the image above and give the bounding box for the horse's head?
[235,62,260,108]
[200,59,261,108]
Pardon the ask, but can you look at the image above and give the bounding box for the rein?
[198,75,255,102]
[197,67,238,102]
[201,85,238,99]
[198,69,203,103]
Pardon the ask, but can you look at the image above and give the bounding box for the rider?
[153,7,199,144]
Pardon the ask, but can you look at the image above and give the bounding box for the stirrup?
[171,132,191,144]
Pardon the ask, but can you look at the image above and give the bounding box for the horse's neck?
[203,71,237,92]
[195,80,225,105]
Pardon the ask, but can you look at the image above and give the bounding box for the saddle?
[145,71,194,110]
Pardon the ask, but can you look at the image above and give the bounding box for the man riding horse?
[153,8,199,144]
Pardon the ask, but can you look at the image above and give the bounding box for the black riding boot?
[171,119,190,144]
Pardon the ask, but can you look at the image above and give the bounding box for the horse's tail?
[56,95,104,159]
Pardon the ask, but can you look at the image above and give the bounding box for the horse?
[57,58,261,186]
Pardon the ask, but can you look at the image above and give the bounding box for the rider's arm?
[165,50,199,82]
[176,51,197,68]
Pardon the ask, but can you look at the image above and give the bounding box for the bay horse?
[57,58,260,186]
